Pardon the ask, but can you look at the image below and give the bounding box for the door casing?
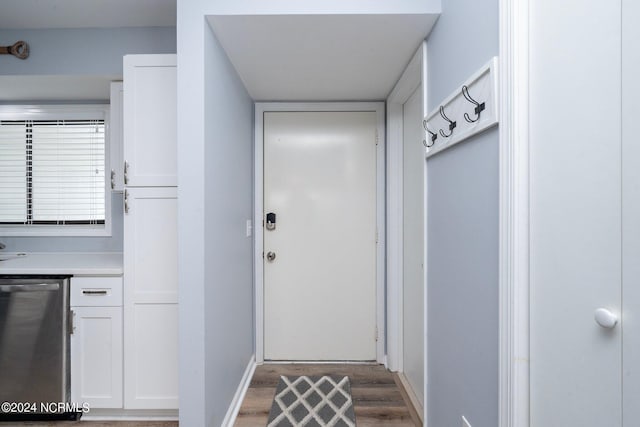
[385,42,427,419]
[254,102,386,364]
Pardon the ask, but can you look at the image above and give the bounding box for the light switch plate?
[462,415,472,427]
[246,220,253,237]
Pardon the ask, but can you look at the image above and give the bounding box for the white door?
[123,54,177,187]
[123,187,178,409]
[622,0,640,423]
[402,86,424,405]
[263,111,378,361]
[530,0,623,425]
[70,306,123,408]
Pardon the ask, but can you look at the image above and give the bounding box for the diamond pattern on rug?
[267,375,357,427]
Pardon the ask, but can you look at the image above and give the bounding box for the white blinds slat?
[0,119,105,224]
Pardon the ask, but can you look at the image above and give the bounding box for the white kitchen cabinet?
[109,82,124,192]
[123,54,177,187]
[70,276,123,409]
[123,186,178,409]
[122,53,178,411]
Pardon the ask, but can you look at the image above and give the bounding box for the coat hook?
[462,85,485,123]
[423,123,437,148]
[439,106,456,138]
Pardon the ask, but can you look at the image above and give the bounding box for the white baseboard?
[81,408,178,421]
[222,354,256,427]
[397,372,424,423]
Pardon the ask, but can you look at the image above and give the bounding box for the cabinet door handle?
[124,161,130,185]
[82,289,108,295]
[124,189,130,214]
[595,308,618,329]
[111,169,116,190]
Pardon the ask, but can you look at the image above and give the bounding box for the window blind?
[0,119,105,225]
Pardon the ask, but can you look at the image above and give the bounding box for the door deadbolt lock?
[266,212,276,231]
[266,251,276,262]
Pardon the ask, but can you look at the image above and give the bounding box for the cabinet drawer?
[71,276,123,307]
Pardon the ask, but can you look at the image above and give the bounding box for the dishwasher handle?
[0,283,60,292]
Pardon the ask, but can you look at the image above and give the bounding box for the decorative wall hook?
[425,128,437,147]
[438,106,456,138]
[462,85,485,123]
[0,41,29,60]
[422,119,437,147]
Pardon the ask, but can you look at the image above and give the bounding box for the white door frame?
[498,0,530,425]
[254,102,386,364]
[385,42,426,373]
[386,41,428,419]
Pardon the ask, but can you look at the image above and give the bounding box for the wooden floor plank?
[238,388,275,415]
[234,363,421,426]
[234,414,270,427]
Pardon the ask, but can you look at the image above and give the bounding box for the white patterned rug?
[266,375,357,427]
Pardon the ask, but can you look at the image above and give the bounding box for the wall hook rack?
[462,85,485,123]
[423,57,498,158]
[438,106,456,138]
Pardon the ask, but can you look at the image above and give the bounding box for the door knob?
[594,308,618,329]
[266,251,276,262]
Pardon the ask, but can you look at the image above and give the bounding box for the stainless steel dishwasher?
[0,276,75,420]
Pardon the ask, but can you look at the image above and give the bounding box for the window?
[0,106,110,236]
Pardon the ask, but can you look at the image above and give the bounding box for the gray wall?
[0,27,176,76]
[177,6,255,425]
[203,21,254,426]
[0,26,176,253]
[425,0,499,426]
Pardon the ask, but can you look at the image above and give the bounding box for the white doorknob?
[594,308,618,329]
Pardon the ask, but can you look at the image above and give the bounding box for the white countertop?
[0,252,123,276]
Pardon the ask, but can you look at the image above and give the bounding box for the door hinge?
[69,309,75,335]
[124,160,130,184]
[124,189,130,214]
[375,326,379,342]
[376,229,379,243]
[375,130,379,146]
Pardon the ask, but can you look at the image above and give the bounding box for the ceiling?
[207,14,438,101]
[0,8,436,102]
[0,0,176,29]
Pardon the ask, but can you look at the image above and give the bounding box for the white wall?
[176,5,208,425]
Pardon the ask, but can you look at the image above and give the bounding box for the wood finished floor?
[234,364,422,427]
